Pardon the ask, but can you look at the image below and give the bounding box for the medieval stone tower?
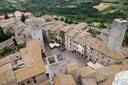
[108,19,128,51]
[31,18,45,52]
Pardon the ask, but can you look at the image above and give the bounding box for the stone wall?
[86,47,120,66]
[0,35,25,51]
[18,73,49,85]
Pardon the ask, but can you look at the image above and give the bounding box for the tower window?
[33,77,35,79]
[46,73,49,77]
[21,83,25,85]
[27,80,31,84]
[34,80,37,83]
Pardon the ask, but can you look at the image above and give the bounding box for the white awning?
[87,62,96,69]
[49,43,60,48]
[49,43,55,48]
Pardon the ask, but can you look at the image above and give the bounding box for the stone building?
[31,25,45,52]
[0,62,17,85]
[63,19,126,66]
[56,25,73,45]
[41,20,60,42]
[41,20,66,43]
[64,30,125,66]
[16,40,48,85]
[74,34,125,66]
[65,63,78,75]
[0,35,26,51]
[0,40,49,85]
[0,18,29,38]
[0,18,16,33]
[76,66,96,85]
[65,29,80,51]
[108,19,128,51]
[73,32,92,57]
[97,29,111,43]
[47,22,65,43]
[87,39,125,65]
[73,22,88,32]
[14,11,33,19]
[54,75,77,85]
[74,65,128,85]
[0,14,14,20]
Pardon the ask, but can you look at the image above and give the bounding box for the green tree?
[0,27,5,36]
[54,17,59,20]
[68,20,73,24]
[65,18,68,23]
[0,27,6,42]
[0,47,13,56]
[60,31,65,46]
[123,0,128,5]
[60,17,64,21]
[0,27,14,43]
[124,32,128,46]
[4,13,9,19]
[98,23,107,28]
[21,13,26,22]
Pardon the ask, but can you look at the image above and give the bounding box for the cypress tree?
[4,13,9,19]
[0,27,6,42]
[65,18,68,23]
[21,13,26,22]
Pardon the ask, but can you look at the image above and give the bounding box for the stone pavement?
[45,47,86,75]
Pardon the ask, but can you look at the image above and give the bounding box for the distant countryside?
[0,0,128,45]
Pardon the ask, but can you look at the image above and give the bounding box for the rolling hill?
[0,0,127,24]
[0,0,128,46]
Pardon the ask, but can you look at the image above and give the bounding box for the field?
[0,0,127,46]
[94,3,112,11]
[103,0,120,3]
[0,0,128,25]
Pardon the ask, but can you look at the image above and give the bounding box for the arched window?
[108,60,110,62]
[21,83,25,85]
[27,80,31,84]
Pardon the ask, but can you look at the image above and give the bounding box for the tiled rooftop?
[0,63,15,85]
[0,40,46,84]
[73,31,125,60]
[54,75,77,85]
[66,29,80,39]
[0,18,16,27]
[74,32,95,46]
[77,66,96,78]
[59,25,72,33]
[66,63,78,73]
[15,40,46,82]
[90,39,125,60]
